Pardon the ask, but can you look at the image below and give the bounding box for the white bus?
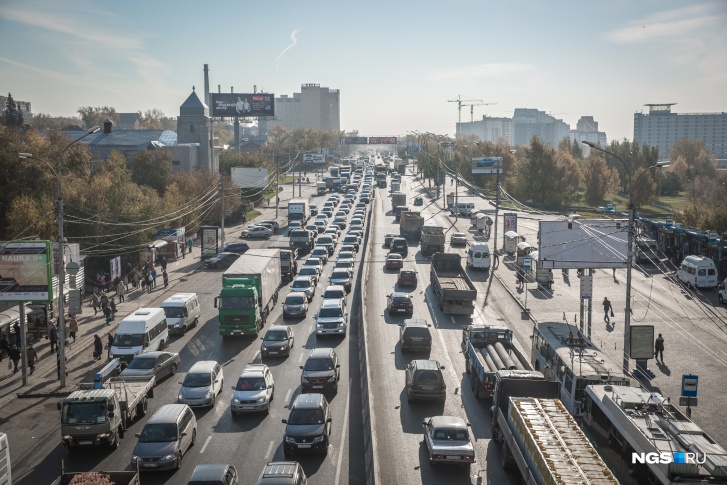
[530,321,630,418]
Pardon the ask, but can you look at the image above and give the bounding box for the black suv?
[282,393,332,456]
[405,359,446,402]
[300,348,340,393]
[221,242,250,255]
[399,319,432,353]
[390,237,408,257]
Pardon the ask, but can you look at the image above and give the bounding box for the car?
[313,220,327,233]
[282,393,332,456]
[397,268,418,287]
[451,233,467,246]
[348,229,363,241]
[338,205,350,215]
[203,252,241,269]
[316,213,329,222]
[257,461,307,485]
[260,220,280,231]
[119,351,181,383]
[230,363,274,415]
[297,267,319,286]
[384,233,398,248]
[386,292,413,315]
[291,277,315,301]
[333,260,354,277]
[390,237,408,256]
[178,361,224,408]
[349,223,363,233]
[360,194,370,204]
[309,204,318,216]
[131,404,196,471]
[302,257,323,276]
[188,464,238,485]
[300,348,340,392]
[325,226,340,237]
[335,210,346,218]
[399,319,432,353]
[256,221,277,232]
[386,253,404,270]
[422,416,475,466]
[287,221,302,235]
[305,224,319,235]
[332,217,347,230]
[414,196,423,206]
[321,208,333,217]
[316,235,336,255]
[260,326,295,357]
[341,236,359,251]
[329,269,352,293]
[282,292,309,318]
[322,285,347,304]
[241,225,273,239]
[314,298,348,336]
[310,247,329,264]
[405,359,446,402]
[221,242,250,255]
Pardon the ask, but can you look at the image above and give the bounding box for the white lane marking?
[450,316,455,324]
[285,388,292,405]
[334,378,352,485]
[264,440,274,460]
[199,435,212,454]
[298,352,304,362]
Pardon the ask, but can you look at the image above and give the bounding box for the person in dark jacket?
[93,334,103,361]
[8,345,20,374]
[162,269,169,287]
[103,305,112,326]
[49,324,59,353]
[13,322,20,347]
[27,343,38,374]
[0,334,10,362]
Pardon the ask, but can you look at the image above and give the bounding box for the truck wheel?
[110,430,119,450]
[137,397,148,418]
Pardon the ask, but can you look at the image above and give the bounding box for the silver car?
[422,416,475,466]
[119,351,180,384]
[241,225,273,239]
[282,292,309,318]
[291,276,315,301]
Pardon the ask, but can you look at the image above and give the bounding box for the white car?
[230,364,274,414]
[303,258,324,276]
[291,276,316,301]
[241,225,273,239]
[422,416,475,466]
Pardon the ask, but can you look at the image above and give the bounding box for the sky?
[1,0,726,143]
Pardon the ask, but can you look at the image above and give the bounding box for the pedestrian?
[151,268,158,289]
[113,275,122,292]
[516,267,524,288]
[147,272,153,293]
[161,256,167,271]
[188,238,194,254]
[57,352,67,380]
[547,269,554,290]
[117,278,126,302]
[49,324,59,353]
[162,269,169,288]
[0,334,10,362]
[107,333,114,360]
[655,334,665,362]
[93,334,103,361]
[91,292,100,315]
[103,305,112,326]
[99,273,106,293]
[180,242,186,259]
[68,315,78,342]
[133,271,140,289]
[8,345,20,374]
[26,343,38,375]
[612,267,616,278]
[13,321,20,347]
[140,275,147,292]
[100,293,109,311]
[603,297,613,324]
[109,298,117,320]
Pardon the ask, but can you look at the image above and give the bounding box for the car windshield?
[127,357,156,370]
[235,377,267,391]
[304,259,320,266]
[340,252,354,259]
[219,296,256,310]
[61,402,107,425]
[305,357,334,371]
[319,307,343,318]
[312,250,326,257]
[432,427,469,441]
[112,334,143,347]
[323,290,344,299]
[388,255,401,260]
[285,295,306,305]
[183,373,211,388]
[318,237,332,244]
[331,271,349,280]
[288,408,325,425]
[292,280,311,290]
[163,307,184,318]
[138,423,178,443]
[264,330,289,341]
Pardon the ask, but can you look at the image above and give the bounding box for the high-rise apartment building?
[259,84,340,134]
[456,116,514,145]
[512,108,571,147]
[570,116,607,155]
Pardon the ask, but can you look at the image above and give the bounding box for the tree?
[77,106,117,129]
[2,93,24,128]
[668,138,716,182]
[605,140,659,193]
[518,137,574,209]
[137,109,166,130]
[29,113,83,131]
[655,170,683,197]
[128,149,172,195]
[630,168,658,208]
[583,156,619,202]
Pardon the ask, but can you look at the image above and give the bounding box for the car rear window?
[416,371,441,383]
[323,290,344,299]
[331,271,349,279]
[393,296,410,303]
[400,271,415,277]
[404,327,431,338]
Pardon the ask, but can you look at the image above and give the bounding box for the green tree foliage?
[630,167,658,208]
[668,138,716,182]
[677,173,727,232]
[137,109,166,130]
[77,106,117,129]
[655,170,683,196]
[29,113,84,131]
[604,140,659,193]
[516,137,574,209]
[583,156,620,202]
[128,149,173,195]
[2,93,25,128]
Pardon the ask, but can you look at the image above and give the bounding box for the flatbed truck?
[430,253,477,315]
[420,225,445,256]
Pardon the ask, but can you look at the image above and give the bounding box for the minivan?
[178,361,224,408]
[110,308,169,366]
[450,202,474,217]
[467,243,491,270]
[132,404,197,471]
[161,293,201,336]
[677,255,718,289]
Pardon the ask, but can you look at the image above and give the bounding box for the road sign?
[486,218,493,226]
[523,257,532,270]
[682,374,698,397]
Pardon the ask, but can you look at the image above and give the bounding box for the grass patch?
[245,209,261,221]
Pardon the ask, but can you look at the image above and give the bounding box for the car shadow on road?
[398,389,444,435]
[416,440,476,485]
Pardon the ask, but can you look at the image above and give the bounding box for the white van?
[719,279,727,304]
[0,432,10,485]
[467,243,491,270]
[677,255,718,289]
[161,293,201,336]
[110,308,169,365]
[450,202,475,217]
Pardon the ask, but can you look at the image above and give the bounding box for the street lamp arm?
[581,141,631,182]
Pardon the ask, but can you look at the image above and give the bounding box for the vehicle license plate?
[242,406,253,410]
[268,351,278,355]
[79,441,92,445]
[398,309,407,313]
[446,456,460,460]
[422,386,434,390]
[312,385,323,389]
[144,463,157,467]
[298,444,311,449]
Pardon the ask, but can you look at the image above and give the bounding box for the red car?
[386,253,403,270]
[398,268,418,287]
[387,292,413,316]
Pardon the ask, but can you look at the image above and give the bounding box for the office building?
[570,116,607,155]
[512,108,571,147]
[259,84,340,134]
[456,116,514,145]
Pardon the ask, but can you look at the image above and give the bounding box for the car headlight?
[232,398,240,404]
[285,436,295,444]
[257,396,267,403]
[205,392,212,399]
[131,455,139,462]
[313,435,325,443]
[63,435,73,440]
[162,454,176,461]
[261,345,267,350]
[301,376,309,383]
[97,433,110,439]
[327,376,337,382]
[177,393,184,400]
[280,345,288,350]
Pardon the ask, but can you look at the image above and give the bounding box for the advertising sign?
[110,256,121,281]
[503,213,517,237]
[231,167,269,188]
[303,153,326,164]
[471,157,503,174]
[368,136,397,145]
[538,219,628,270]
[629,325,655,360]
[69,288,82,315]
[0,241,53,302]
[200,226,219,260]
[579,273,593,299]
[210,93,275,118]
[340,137,368,145]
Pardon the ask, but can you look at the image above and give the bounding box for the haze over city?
[1,0,726,142]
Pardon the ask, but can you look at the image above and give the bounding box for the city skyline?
[1,0,725,142]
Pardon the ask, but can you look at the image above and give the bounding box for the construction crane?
[448,95,483,134]
[462,102,497,122]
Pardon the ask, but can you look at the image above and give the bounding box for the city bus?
[530,321,630,418]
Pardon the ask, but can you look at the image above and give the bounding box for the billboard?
[340,137,368,145]
[0,241,53,302]
[538,219,628,269]
[630,325,655,360]
[303,153,326,164]
[471,157,503,174]
[200,226,219,260]
[210,93,275,118]
[231,167,270,188]
[368,136,398,145]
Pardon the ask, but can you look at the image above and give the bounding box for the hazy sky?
[1,0,725,143]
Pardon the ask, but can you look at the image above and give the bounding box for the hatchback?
[405,359,446,402]
[390,237,408,257]
[282,292,309,318]
[260,326,294,357]
[297,267,319,286]
[399,319,432,353]
[387,292,413,316]
[398,268,418,287]
[178,361,224,408]
[132,404,196,471]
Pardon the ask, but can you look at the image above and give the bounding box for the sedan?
[241,226,273,239]
[260,325,294,357]
[310,247,329,264]
[259,219,280,231]
[291,277,316,301]
[119,351,180,384]
[342,236,359,252]
[386,253,404,270]
[451,233,468,246]
[329,270,352,293]
[332,217,347,230]
[282,292,309,318]
[302,258,323,276]
[386,292,413,316]
[313,220,327,233]
[221,242,250,255]
[203,252,240,269]
[298,267,319,286]
[422,416,475,467]
[305,224,319,235]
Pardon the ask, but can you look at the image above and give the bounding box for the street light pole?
[19,126,99,388]
[582,141,669,374]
